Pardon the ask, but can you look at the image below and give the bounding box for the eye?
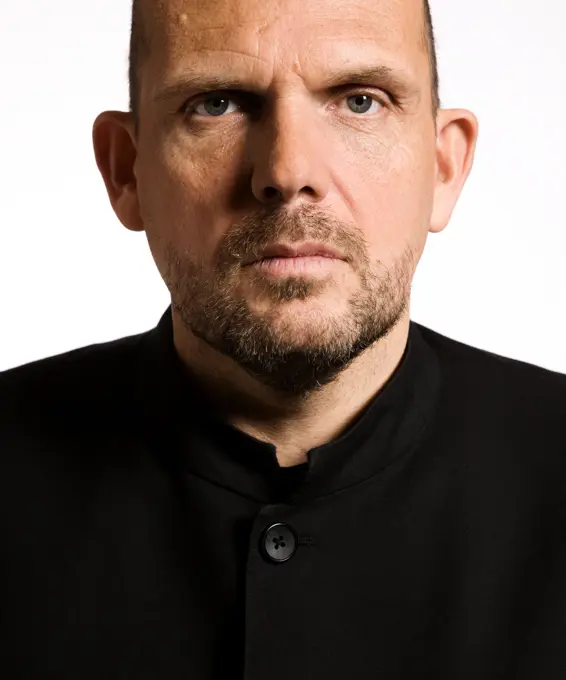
[192,95,240,118]
[185,90,387,119]
[343,92,385,116]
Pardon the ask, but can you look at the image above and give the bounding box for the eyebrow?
[153,64,419,103]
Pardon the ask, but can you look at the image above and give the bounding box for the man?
[1,0,565,677]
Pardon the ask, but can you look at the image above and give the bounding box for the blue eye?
[346,94,382,115]
[185,90,386,120]
[193,96,240,117]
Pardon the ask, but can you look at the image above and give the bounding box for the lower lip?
[248,256,344,275]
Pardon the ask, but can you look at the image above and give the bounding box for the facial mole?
[178,13,188,25]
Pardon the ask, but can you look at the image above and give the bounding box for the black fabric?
[1,305,566,680]
[136,306,440,504]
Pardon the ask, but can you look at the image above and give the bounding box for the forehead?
[142,0,427,87]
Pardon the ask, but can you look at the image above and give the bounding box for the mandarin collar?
[136,306,440,504]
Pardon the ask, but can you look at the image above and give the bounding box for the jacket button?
[260,523,298,563]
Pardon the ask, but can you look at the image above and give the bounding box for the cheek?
[137,142,232,261]
[158,121,247,193]
[350,133,435,254]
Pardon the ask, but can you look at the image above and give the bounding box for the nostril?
[263,187,280,200]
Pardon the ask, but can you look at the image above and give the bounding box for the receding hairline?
[128,0,439,124]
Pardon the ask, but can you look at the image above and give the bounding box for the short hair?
[128,0,440,129]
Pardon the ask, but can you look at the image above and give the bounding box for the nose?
[250,103,331,206]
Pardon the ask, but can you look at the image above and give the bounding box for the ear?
[92,111,145,233]
[430,108,479,234]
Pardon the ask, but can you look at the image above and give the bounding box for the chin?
[254,294,346,323]
[264,305,352,347]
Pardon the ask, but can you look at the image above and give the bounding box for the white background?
[0,0,564,372]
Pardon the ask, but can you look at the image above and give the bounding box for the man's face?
[134,0,437,395]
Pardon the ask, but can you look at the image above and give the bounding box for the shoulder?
[415,321,566,387]
[0,329,149,435]
[414,321,566,447]
[0,328,159,547]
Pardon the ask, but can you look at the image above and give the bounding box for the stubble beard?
[161,207,415,397]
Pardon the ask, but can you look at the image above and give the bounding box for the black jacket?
[1,306,566,679]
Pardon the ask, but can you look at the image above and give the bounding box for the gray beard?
[169,248,410,397]
[160,207,415,397]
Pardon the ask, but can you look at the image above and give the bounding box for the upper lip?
[244,241,346,265]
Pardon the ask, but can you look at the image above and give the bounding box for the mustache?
[215,205,369,270]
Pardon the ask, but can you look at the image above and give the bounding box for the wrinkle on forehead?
[141,0,426,56]
[136,0,432,112]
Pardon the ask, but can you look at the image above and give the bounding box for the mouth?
[243,241,346,267]
[249,256,346,276]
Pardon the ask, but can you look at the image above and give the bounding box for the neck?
[171,308,411,468]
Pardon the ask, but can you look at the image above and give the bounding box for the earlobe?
[92,111,145,233]
[430,108,479,233]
